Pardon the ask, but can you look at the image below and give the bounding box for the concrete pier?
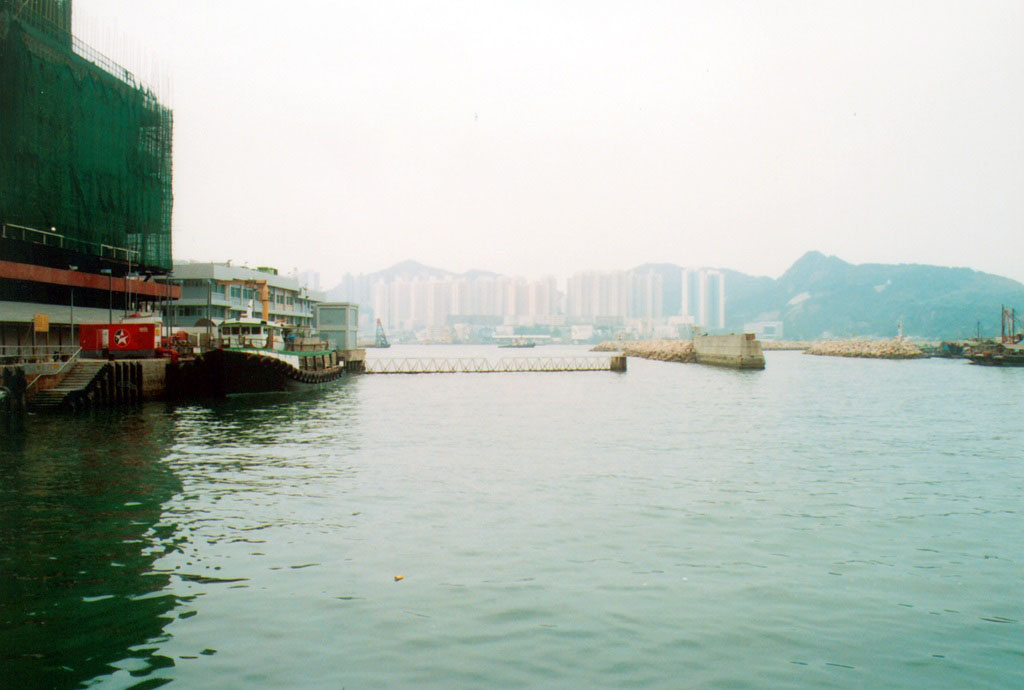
[26,358,169,411]
[593,336,765,369]
[693,333,766,369]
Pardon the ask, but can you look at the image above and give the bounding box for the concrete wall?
[137,359,169,398]
[693,333,765,369]
[2,360,65,377]
[3,360,70,397]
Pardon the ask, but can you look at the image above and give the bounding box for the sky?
[73,1,1024,285]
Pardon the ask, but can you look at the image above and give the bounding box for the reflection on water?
[0,409,182,689]
[0,383,363,689]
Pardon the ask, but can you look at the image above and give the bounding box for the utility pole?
[69,265,78,348]
[207,278,213,340]
[100,268,113,325]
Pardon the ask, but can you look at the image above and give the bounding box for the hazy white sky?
[74,1,1023,284]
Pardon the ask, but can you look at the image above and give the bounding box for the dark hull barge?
[202,348,349,394]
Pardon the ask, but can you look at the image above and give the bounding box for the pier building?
[159,262,324,330]
[315,302,359,351]
[0,0,178,357]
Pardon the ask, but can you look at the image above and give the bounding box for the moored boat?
[198,316,359,395]
[965,306,1024,367]
[964,342,1024,366]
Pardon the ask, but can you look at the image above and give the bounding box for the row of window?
[166,306,315,328]
[172,305,227,318]
[222,326,270,335]
[225,287,299,306]
[226,311,311,326]
[177,281,304,307]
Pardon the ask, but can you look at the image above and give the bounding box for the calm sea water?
[1,347,1022,689]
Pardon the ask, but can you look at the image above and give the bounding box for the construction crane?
[223,279,270,321]
[375,319,390,348]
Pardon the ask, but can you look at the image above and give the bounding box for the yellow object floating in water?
[394,575,404,582]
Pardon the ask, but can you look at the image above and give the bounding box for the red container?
[80,322,159,357]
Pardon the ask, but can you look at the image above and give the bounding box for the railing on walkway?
[0,345,81,364]
[1,223,140,264]
[25,348,82,397]
[366,356,623,374]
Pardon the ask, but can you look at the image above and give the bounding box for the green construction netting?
[0,1,173,272]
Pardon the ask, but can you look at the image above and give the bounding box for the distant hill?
[327,253,1024,340]
[726,251,1024,339]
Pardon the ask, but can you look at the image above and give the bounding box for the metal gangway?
[366,355,626,374]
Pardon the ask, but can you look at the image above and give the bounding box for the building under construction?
[0,0,178,356]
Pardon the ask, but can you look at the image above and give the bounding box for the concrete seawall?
[693,333,766,369]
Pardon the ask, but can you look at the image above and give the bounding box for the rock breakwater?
[760,340,813,351]
[592,340,696,363]
[804,339,926,359]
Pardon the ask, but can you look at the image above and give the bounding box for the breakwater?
[593,334,766,369]
[693,333,766,369]
[804,339,926,359]
[593,339,696,362]
[760,340,813,351]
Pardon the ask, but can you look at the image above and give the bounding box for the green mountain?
[727,251,1024,340]
[327,253,1022,340]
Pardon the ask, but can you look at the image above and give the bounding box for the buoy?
[394,575,404,582]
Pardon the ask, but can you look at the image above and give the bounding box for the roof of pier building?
[170,262,326,301]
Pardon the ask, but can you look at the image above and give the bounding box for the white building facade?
[161,262,325,329]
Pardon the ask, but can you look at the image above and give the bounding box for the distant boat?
[921,341,966,358]
[965,306,1024,366]
[498,338,536,349]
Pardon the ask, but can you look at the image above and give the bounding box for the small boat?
[921,341,966,358]
[498,338,536,349]
[936,341,966,358]
[965,306,1024,367]
[199,316,354,395]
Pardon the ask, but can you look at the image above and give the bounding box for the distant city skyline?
[332,265,729,335]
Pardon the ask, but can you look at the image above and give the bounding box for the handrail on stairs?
[25,348,83,397]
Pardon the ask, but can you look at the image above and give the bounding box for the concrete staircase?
[28,360,107,412]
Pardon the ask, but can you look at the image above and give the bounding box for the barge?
[197,317,360,395]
